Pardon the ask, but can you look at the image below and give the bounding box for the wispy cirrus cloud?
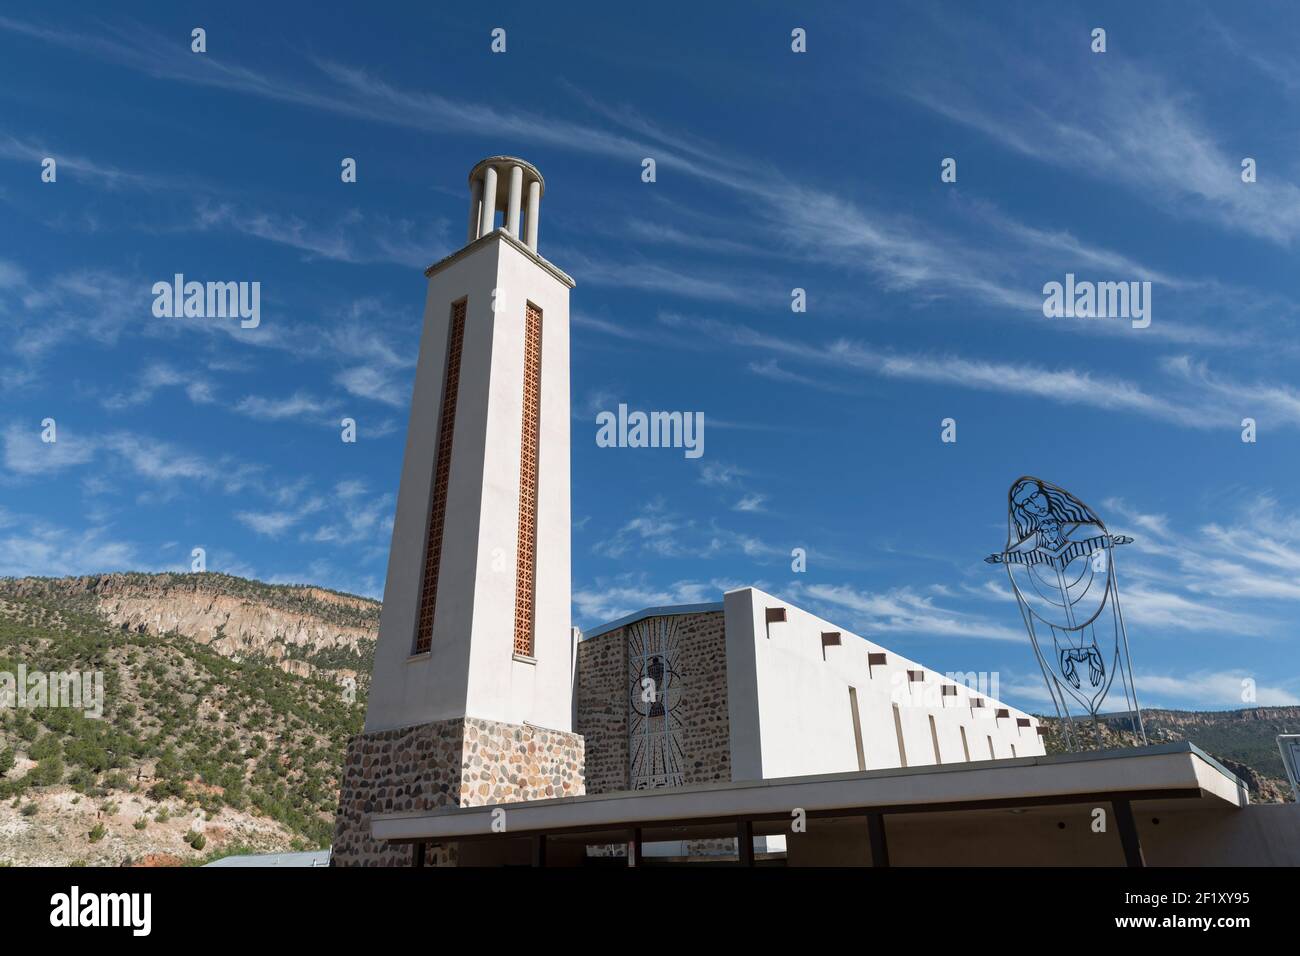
[0,132,188,191]
[301,480,394,553]
[234,391,339,425]
[236,508,314,538]
[4,12,1252,338]
[650,313,1233,429]
[998,667,1300,710]
[1162,356,1300,427]
[191,200,450,268]
[788,580,1025,643]
[747,359,858,395]
[592,497,785,563]
[1,422,95,477]
[1134,670,1299,708]
[894,13,1300,245]
[1103,493,1300,632]
[560,247,784,306]
[101,362,217,411]
[0,16,654,167]
[646,312,1300,433]
[333,366,407,409]
[572,572,747,627]
[0,507,141,577]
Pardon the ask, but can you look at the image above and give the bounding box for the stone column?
[526,178,541,251]
[467,175,484,243]
[506,163,523,238]
[479,165,498,238]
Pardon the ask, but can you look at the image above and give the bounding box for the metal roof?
[203,849,331,868]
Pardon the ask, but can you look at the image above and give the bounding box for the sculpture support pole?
[1109,557,1147,744]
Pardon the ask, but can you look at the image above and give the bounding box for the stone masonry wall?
[573,629,628,794]
[332,716,584,866]
[574,610,730,794]
[673,611,731,786]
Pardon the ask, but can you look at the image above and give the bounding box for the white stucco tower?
[334,158,583,865]
[365,156,576,735]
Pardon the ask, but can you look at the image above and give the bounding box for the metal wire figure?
[986,477,1146,750]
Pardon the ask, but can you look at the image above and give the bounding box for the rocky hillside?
[1039,707,1299,803]
[3,573,377,686]
[0,574,374,866]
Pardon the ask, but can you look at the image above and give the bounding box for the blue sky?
[2,2,1299,714]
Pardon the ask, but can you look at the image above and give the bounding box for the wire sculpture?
[986,477,1146,750]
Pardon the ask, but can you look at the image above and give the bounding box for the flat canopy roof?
[372,742,1247,844]
[203,849,331,867]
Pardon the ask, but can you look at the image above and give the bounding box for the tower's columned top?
[466,156,545,252]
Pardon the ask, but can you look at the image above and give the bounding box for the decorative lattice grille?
[413,299,467,654]
[513,303,543,658]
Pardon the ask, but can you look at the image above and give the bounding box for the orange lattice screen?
[412,299,467,654]
[513,303,543,658]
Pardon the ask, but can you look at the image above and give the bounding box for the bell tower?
[333,158,584,866]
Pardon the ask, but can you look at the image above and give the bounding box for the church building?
[331,159,1281,868]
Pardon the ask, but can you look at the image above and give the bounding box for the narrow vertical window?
[413,299,467,654]
[960,726,971,762]
[929,714,942,765]
[848,687,865,771]
[513,302,542,658]
[987,735,995,760]
[1011,744,1017,758]
[892,703,907,768]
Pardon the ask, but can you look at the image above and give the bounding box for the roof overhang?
[372,742,1247,844]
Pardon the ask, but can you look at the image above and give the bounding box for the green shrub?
[28,756,64,787]
[88,823,106,843]
[28,734,61,762]
[147,777,186,801]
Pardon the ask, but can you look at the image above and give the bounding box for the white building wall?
[365,232,573,734]
[464,238,572,732]
[723,587,1045,782]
